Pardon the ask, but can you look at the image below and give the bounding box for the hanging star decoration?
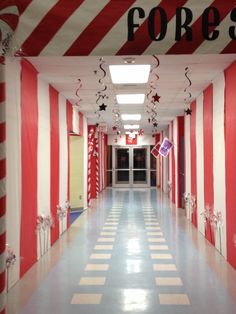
[152,93,161,103]
[153,122,158,128]
[185,108,192,115]
[99,104,107,111]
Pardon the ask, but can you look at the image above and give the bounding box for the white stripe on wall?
[184,114,191,220]
[196,93,205,235]
[213,73,227,257]
[59,94,68,233]
[72,106,79,134]
[185,115,191,194]
[83,116,88,209]
[6,59,21,288]
[37,76,51,257]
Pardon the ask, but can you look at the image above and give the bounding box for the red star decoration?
[112,126,117,131]
[152,93,161,103]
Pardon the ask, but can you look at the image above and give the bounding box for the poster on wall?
[126,134,137,145]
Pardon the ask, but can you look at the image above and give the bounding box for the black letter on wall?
[148,7,167,41]
[127,7,145,41]
[175,7,193,41]
[229,7,236,40]
[202,7,220,40]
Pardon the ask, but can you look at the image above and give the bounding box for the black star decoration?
[152,93,161,103]
[153,122,158,128]
[99,103,107,111]
[185,108,192,115]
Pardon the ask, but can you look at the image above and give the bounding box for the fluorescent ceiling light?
[116,94,145,104]
[125,131,138,135]
[124,125,140,130]
[121,114,141,121]
[109,64,150,84]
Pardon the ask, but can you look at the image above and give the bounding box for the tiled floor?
[6,188,236,313]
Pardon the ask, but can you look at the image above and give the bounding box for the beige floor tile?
[156,277,183,286]
[71,294,102,304]
[147,232,163,236]
[144,219,158,221]
[102,227,117,230]
[90,254,111,259]
[94,245,113,250]
[79,277,106,285]
[159,294,190,305]
[149,245,169,250]
[85,264,109,271]
[97,237,115,242]
[100,232,116,236]
[106,218,119,221]
[153,264,177,271]
[151,254,173,259]
[146,227,161,230]
[148,238,166,243]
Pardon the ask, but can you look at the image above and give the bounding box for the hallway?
[7,189,236,314]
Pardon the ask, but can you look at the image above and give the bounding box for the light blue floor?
[12,189,236,313]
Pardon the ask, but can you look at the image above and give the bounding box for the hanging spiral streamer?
[146,55,161,131]
[94,57,109,112]
[184,67,192,104]
[75,78,82,103]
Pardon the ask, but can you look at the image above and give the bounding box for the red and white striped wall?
[184,61,236,268]
[0,62,6,314]
[11,1,236,56]
[5,58,86,288]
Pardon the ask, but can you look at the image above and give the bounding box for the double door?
[112,146,150,187]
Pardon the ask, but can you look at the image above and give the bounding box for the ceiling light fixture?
[109,65,150,84]
[116,94,145,104]
[124,125,140,130]
[121,114,141,121]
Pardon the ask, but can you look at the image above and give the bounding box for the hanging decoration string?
[184,66,192,115]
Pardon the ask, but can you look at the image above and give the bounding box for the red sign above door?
[126,134,137,145]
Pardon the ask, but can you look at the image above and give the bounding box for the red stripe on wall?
[21,0,84,56]
[79,112,83,136]
[177,116,184,208]
[167,0,234,54]
[66,101,73,227]
[20,60,38,277]
[65,0,135,56]
[117,0,187,55]
[0,83,5,103]
[0,123,5,143]
[16,0,32,14]
[50,86,60,245]
[190,101,197,227]
[203,85,215,245]
[0,196,6,217]
[171,122,175,204]
[221,41,236,54]
[225,61,236,269]
[0,159,6,180]
[0,270,5,293]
